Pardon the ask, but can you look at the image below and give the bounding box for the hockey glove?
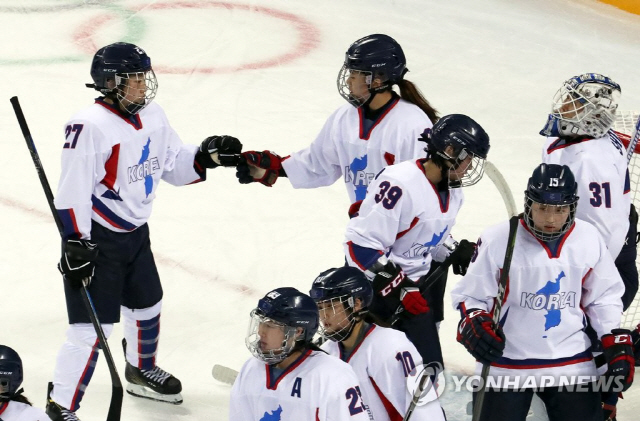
[602,329,635,392]
[58,239,99,289]
[457,309,505,365]
[632,323,640,366]
[236,150,282,187]
[196,135,242,168]
[448,239,476,276]
[372,260,429,317]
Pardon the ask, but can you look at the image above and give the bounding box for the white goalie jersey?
[282,99,431,204]
[542,131,631,258]
[451,218,624,388]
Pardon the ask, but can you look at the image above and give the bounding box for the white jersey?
[542,130,630,258]
[451,218,624,388]
[282,99,431,204]
[0,401,49,421]
[322,324,445,421]
[345,159,464,279]
[54,100,202,240]
[229,350,372,421]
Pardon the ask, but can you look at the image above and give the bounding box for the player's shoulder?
[572,218,603,239]
[367,324,414,350]
[479,219,514,245]
[307,350,354,374]
[4,400,49,418]
[377,159,425,183]
[391,99,432,124]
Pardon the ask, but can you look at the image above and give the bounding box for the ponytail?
[397,79,439,124]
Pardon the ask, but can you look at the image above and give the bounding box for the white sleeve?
[344,170,414,258]
[582,236,625,338]
[54,120,105,240]
[281,110,342,189]
[322,364,372,421]
[160,127,202,186]
[450,229,502,313]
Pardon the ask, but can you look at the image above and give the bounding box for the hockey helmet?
[0,345,23,400]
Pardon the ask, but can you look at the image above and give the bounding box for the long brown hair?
[397,79,439,124]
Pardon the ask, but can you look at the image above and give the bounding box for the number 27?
[64,124,84,149]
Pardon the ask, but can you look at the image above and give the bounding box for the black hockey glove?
[602,329,635,392]
[457,308,505,365]
[236,150,283,187]
[632,323,640,366]
[195,135,242,168]
[58,239,99,289]
[448,239,476,276]
[372,260,429,318]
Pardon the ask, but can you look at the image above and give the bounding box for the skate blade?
[126,383,183,405]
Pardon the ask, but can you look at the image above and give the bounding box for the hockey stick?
[212,364,239,386]
[624,114,640,165]
[471,161,519,421]
[10,96,123,421]
[403,368,431,421]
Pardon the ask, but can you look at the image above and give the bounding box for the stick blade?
[212,364,238,386]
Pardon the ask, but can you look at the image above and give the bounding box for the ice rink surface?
[1,0,639,419]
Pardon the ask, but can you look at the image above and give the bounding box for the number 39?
[374,181,403,209]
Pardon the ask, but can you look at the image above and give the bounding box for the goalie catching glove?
[236,150,283,187]
[457,308,505,365]
[58,239,99,289]
[371,260,429,318]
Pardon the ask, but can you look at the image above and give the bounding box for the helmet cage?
[543,74,620,138]
[336,65,392,108]
[245,310,303,364]
[433,146,486,189]
[524,196,577,241]
[316,294,363,342]
[111,69,158,115]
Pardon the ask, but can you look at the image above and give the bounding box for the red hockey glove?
[236,150,282,187]
[602,329,635,392]
[372,260,429,317]
[457,309,505,365]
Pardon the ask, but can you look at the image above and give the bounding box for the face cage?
[523,198,576,241]
[337,65,384,107]
[443,149,486,189]
[245,310,300,365]
[317,295,358,342]
[0,376,11,397]
[114,69,158,115]
[550,82,619,138]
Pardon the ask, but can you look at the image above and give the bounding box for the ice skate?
[45,382,82,421]
[125,362,183,404]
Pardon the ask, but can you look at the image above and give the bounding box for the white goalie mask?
[541,73,620,138]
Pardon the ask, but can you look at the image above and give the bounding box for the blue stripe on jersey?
[348,242,383,270]
[625,169,631,194]
[91,195,137,231]
[492,349,592,369]
[58,208,81,240]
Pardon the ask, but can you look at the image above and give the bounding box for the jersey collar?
[95,98,143,130]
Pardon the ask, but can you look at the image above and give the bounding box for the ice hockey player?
[47,42,242,421]
[0,345,49,420]
[235,33,436,203]
[540,73,637,311]
[540,73,638,419]
[229,287,372,420]
[310,266,446,421]
[343,114,490,368]
[451,163,633,421]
